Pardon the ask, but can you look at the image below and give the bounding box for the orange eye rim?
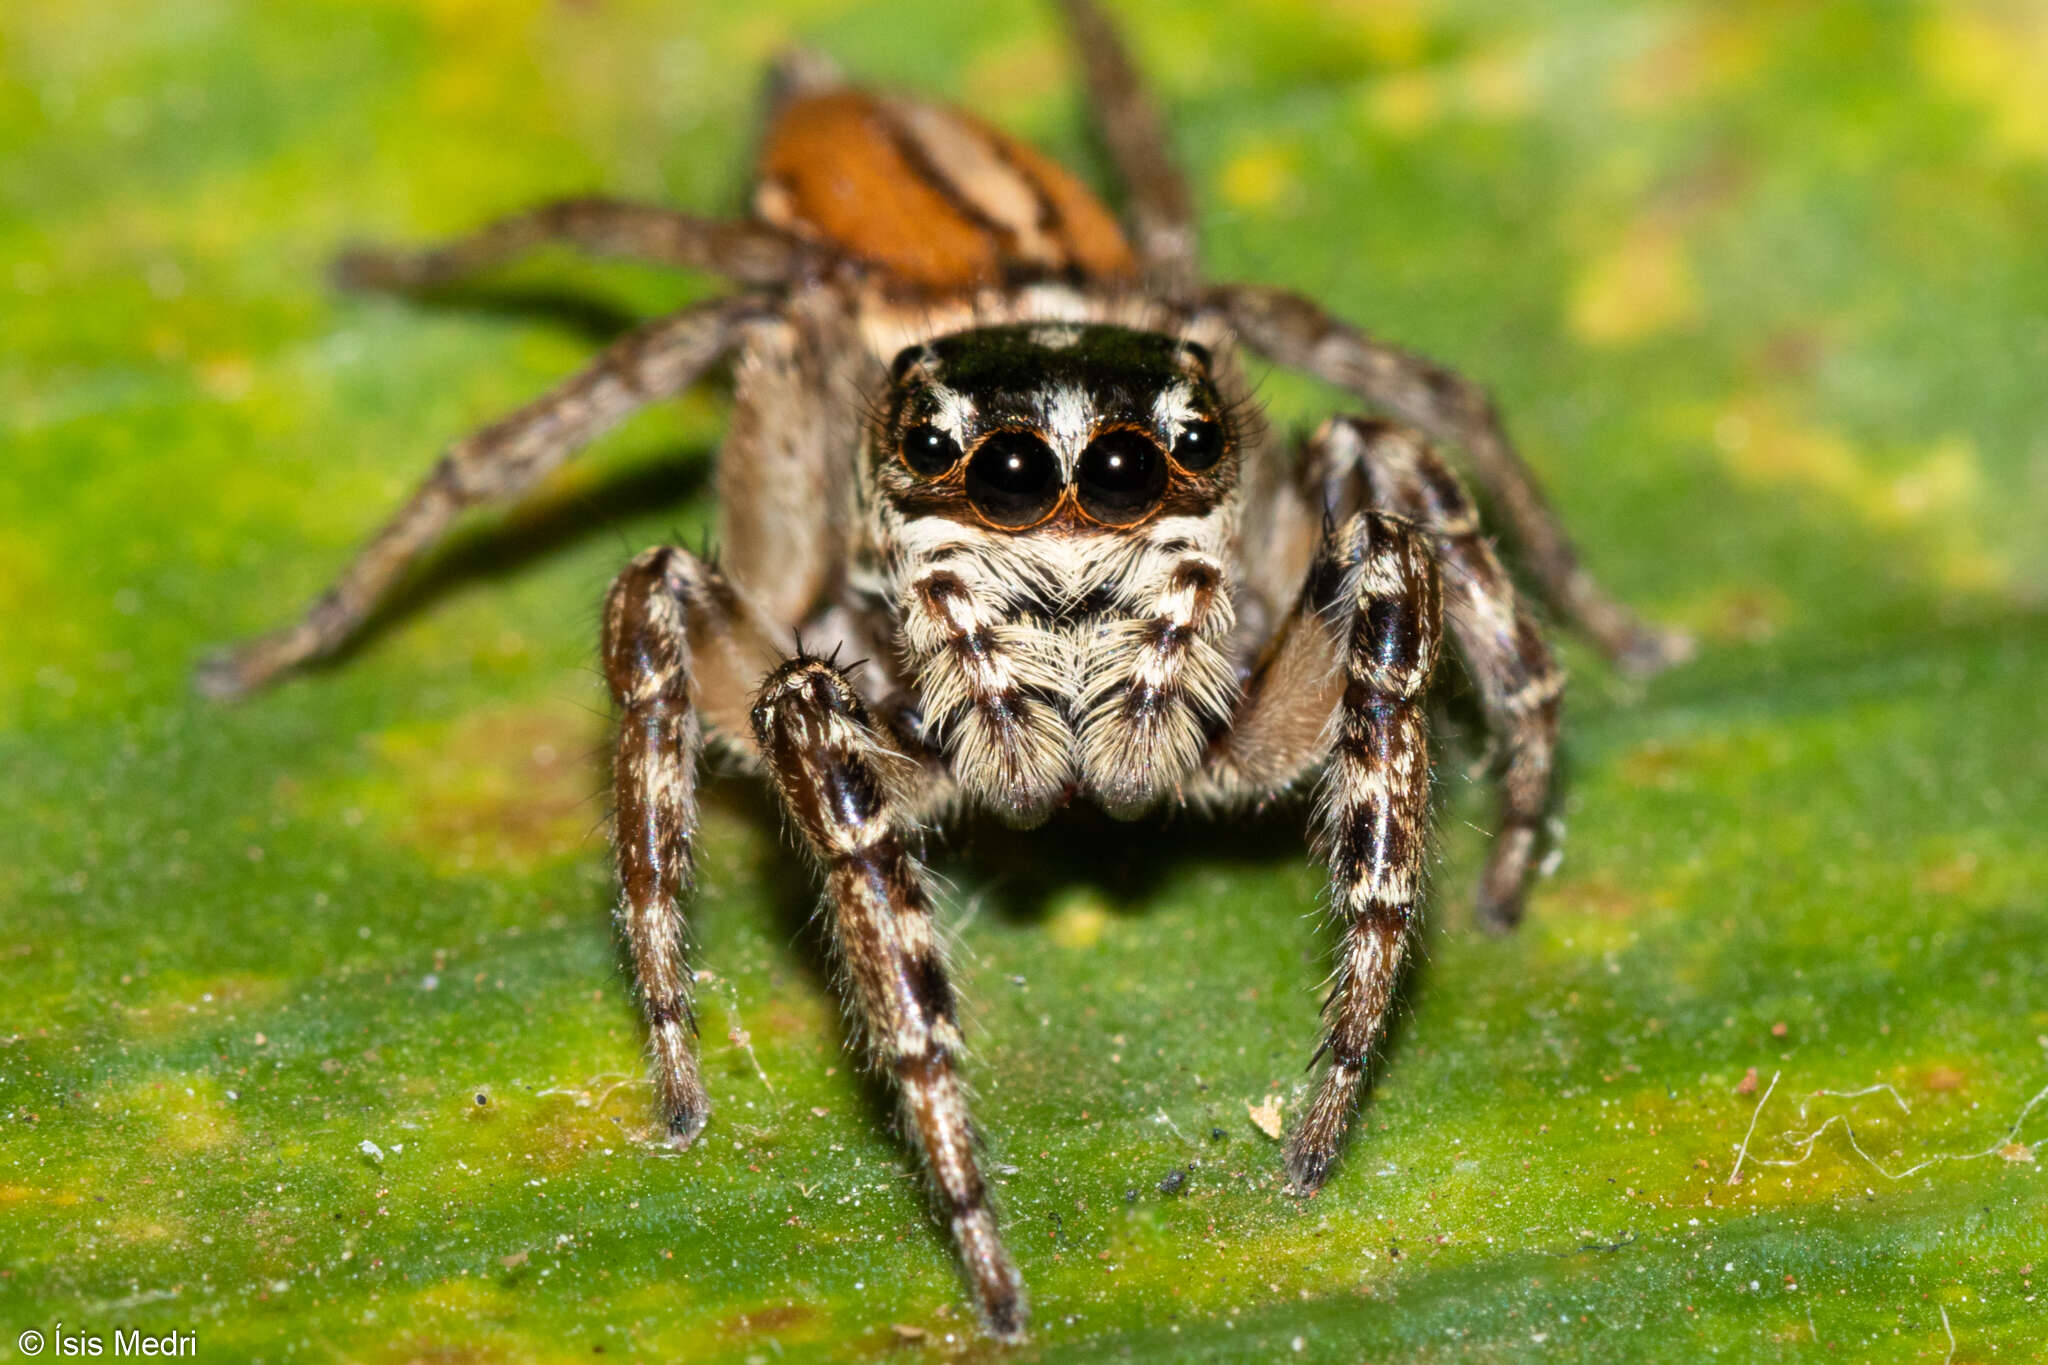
[1071,425,1170,529]
[962,427,1066,530]
[904,419,1235,533]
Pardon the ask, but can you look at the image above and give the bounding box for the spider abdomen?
[756,89,1137,290]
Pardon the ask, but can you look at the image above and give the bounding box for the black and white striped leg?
[1322,417,1564,932]
[901,565,1074,826]
[603,548,708,1145]
[750,657,1026,1342]
[601,544,789,1146]
[1286,511,1442,1193]
[1077,548,1238,816]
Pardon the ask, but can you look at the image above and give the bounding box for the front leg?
[750,656,1027,1342]
[1076,538,1238,816]
[900,558,1074,825]
[601,545,789,1145]
[1250,513,1442,1191]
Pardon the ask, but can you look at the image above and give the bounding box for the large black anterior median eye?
[901,423,962,477]
[965,430,1062,527]
[1076,429,1168,523]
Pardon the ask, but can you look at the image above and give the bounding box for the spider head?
[876,323,1236,533]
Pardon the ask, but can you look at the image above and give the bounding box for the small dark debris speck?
[1124,1187,1138,1204]
[1209,1127,1226,1142]
[475,1092,489,1106]
[1158,1166,1189,1196]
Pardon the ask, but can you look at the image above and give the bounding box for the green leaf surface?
[5,0,2046,1360]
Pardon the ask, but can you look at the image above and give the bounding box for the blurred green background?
[4,0,2046,1360]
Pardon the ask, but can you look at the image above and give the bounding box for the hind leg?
[198,294,772,697]
[1208,283,1693,676]
[1053,0,1199,289]
[335,201,821,293]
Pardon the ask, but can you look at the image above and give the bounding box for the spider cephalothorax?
[202,0,1690,1341]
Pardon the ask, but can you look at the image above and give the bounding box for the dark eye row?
[899,419,1223,528]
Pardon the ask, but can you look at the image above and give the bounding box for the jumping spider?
[202,0,1690,1340]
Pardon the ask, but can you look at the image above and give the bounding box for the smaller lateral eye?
[902,424,962,476]
[1171,417,1224,471]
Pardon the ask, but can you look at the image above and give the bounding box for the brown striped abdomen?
[755,90,1137,290]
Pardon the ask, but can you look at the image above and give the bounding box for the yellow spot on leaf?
[1365,70,1442,135]
[1567,224,1701,346]
[1219,143,1300,213]
[1326,0,1430,67]
[1613,11,1766,112]
[1047,893,1110,950]
[1711,400,2005,591]
[1354,42,1532,135]
[320,704,606,876]
[1918,6,2048,159]
[109,1076,241,1154]
[1462,49,1533,121]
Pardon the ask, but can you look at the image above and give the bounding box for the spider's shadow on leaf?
[293,283,731,677]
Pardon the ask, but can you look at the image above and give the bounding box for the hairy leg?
[198,294,772,697]
[714,299,865,625]
[1053,0,1199,289]
[898,558,1075,826]
[1318,417,1562,932]
[334,200,822,293]
[1076,532,1238,816]
[751,656,1026,1341]
[1287,511,1441,1191]
[600,544,789,1144]
[1208,283,1692,676]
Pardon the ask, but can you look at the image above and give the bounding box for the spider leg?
[1184,502,1441,1190]
[1053,0,1199,290]
[899,563,1075,826]
[197,293,773,698]
[334,201,824,294]
[751,655,1026,1342]
[1321,417,1563,932]
[1076,535,1238,816]
[1292,510,1441,1192]
[1207,283,1693,676]
[600,544,787,1144]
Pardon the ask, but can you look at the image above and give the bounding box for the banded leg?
[197,294,770,698]
[900,565,1075,825]
[334,200,822,293]
[1327,418,1563,932]
[750,657,1026,1342]
[1076,545,1238,815]
[1208,283,1693,676]
[1054,0,1199,289]
[1286,511,1442,1192]
[601,544,790,1144]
